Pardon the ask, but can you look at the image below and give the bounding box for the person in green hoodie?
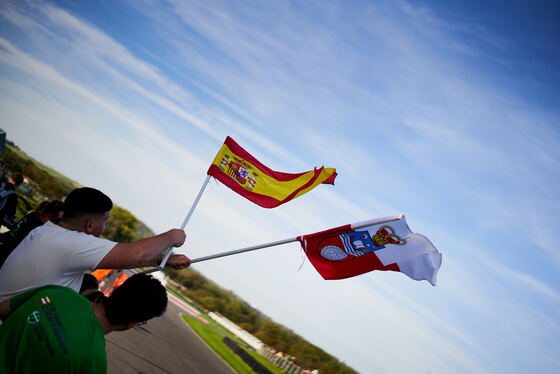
[0,273,167,374]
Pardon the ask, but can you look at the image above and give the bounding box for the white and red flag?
[297,215,442,285]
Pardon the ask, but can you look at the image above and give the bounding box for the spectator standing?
[0,200,64,267]
[0,172,23,229]
[0,187,190,303]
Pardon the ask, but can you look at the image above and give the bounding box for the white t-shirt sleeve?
[62,232,117,272]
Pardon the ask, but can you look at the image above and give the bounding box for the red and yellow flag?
[207,137,337,208]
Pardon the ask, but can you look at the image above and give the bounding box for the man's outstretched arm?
[97,229,190,270]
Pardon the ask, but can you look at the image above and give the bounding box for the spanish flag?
[207,137,337,208]
[40,296,52,305]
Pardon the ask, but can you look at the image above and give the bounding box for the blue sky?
[1,0,559,373]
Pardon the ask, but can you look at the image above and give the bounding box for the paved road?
[106,301,236,374]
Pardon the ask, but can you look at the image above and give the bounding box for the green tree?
[2,145,78,200]
[102,206,139,242]
[1,143,154,241]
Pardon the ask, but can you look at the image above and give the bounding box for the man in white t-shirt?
[0,187,190,303]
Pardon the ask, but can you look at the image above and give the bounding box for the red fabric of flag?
[207,136,337,208]
[298,224,399,280]
[298,215,442,285]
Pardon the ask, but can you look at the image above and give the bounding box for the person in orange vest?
[103,271,129,297]
[91,269,113,282]
[112,272,129,289]
[92,269,114,293]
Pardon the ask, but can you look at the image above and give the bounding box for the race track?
[106,301,235,374]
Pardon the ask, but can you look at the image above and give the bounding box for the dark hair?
[11,172,23,185]
[80,274,103,303]
[41,200,64,216]
[34,200,50,213]
[104,274,167,325]
[63,187,112,220]
[80,273,100,293]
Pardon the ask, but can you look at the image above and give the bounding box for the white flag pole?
[190,236,299,263]
[160,174,212,267]
[141,214,404,274]
[350,214,403,230]
[188,215,403,264]
[141,175,211,274]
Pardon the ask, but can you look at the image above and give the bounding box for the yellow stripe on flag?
[211,143,334,201]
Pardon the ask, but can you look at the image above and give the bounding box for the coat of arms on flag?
[321,225,406,259]
[151,135,444,288]
[298,215,442,285]
[207,136,337,208]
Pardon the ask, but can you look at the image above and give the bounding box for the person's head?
[9,172,23,187]
[80,273,104,302]
[80,273,100,294]
[38,200,64,223]
[62,187,112,236]
[35,200,50,213]
[104,274,167,330]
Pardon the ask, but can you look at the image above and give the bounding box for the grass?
[203,315,238,336]
[166,287,188,303]
[170,287,285,374]
[245,350,284,374]
[182,314,254,374]
[181,313,285,374]
[7,145,80,186]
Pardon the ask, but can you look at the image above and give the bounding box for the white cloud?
[1,0,559,372]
